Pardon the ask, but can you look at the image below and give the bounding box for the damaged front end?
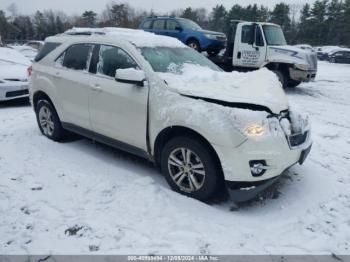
[211,105,312,202]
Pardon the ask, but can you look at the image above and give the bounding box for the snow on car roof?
[62,27,186,48]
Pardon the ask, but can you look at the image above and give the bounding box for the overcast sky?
[0,0,316,16]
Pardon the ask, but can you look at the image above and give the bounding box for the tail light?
[27,65,32,77]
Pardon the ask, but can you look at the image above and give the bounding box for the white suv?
[30,28,312,201]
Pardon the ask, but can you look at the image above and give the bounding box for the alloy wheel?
[167,147,206,193]
[188,42,199,50]
[38,105,55,136]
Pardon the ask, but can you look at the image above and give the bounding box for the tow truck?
[209,21,318,87]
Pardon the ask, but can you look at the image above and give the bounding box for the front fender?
[148,85,247,153]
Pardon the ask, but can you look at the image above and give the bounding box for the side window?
[142,20,152,29]
[153,19,165,30]
[166,20,179,30]
[255,27,265,47]
[241,25,253,44]
[60,44,93,71]
[97,45,138,78]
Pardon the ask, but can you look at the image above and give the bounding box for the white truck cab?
[211,21,318,88]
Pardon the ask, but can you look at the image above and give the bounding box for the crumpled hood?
[158,64,288,114]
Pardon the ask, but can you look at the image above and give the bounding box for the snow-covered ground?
[0,61,349,255]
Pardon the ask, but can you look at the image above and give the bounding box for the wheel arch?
[32,91,56,113]
[264,62,291,75]
[153,126,224,178]
[185,37,200,46]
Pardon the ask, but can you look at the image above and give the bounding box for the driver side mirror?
[175,26,183,31]
[115,68,146,87]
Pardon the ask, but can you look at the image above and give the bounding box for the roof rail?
[64,28,106,36]
[230,19,247,24]
[147,15,175,19]
[65,32,105,36]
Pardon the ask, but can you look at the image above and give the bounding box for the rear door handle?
[53,72,61,79]
[90,83,102,92]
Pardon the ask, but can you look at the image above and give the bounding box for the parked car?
[9,45,38,61]
[139,16,226,56]
[0,47,31,101]
[316,46,342,61]
[30,28,312,201]
[24,40,44,50]
[329,50,350,64]
[295,44,315,53]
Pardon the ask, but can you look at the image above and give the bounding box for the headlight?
[294,63,310,71]
[204,33,218,40]
[244,123,265,137]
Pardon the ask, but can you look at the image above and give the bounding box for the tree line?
[0,0,350,46]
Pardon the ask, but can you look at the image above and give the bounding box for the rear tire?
[187,39,201,52]
[35,99,65,141]
[161,136,222,201]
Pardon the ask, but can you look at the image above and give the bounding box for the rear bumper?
[0,82,29,101]
[289,68,317,82]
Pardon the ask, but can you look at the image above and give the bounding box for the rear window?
[153,19,166,30]
[62,44,93,71]
[34,42,61,62]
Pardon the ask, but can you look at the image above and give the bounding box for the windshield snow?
[140,47,221,73]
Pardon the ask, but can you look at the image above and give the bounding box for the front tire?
[35,100,65,141]
[273,70,287,88]
[161,137,221,201]
[288,80,301,88]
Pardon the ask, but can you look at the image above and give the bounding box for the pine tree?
[81,10,97,27]
[209,5,226,31]
[270,3,292,41]
[298,4,313,44]
[181,7,199,23]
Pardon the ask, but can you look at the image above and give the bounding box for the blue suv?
[139,16,227,56]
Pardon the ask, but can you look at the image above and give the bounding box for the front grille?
[307,53,318,71]
[6,89,29,98]
[288,131,308,147]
